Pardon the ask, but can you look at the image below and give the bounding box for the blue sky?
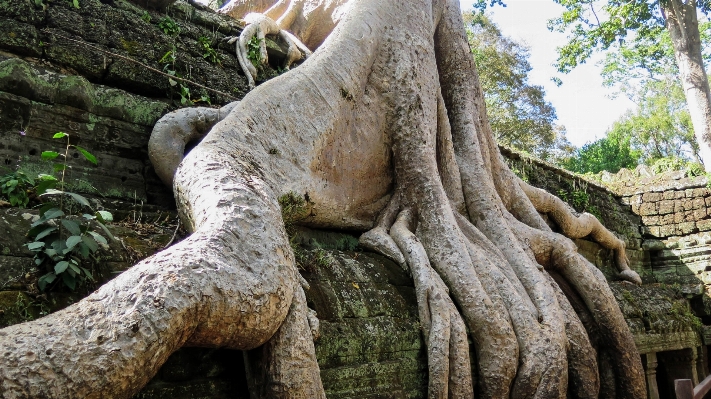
[459,0,636,147]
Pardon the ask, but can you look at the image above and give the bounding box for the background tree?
[562,128,641,174]
[464,13,572,162]
[562,22,708,174]
[545,0,711,171]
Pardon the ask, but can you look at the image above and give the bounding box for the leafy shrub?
[25,133,114,291]
[158,17,180,36]
[0,170,34,207]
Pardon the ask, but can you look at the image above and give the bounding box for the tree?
[464,13,571,162]
[543,0,711,171]
[562,128,641,174]
[0,0,646,398]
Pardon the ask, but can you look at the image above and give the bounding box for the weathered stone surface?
[0,0,251,102]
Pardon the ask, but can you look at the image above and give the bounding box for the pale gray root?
[512,218,646,398]
[519,181,642,285]
[227,13,310,88]
[390,209,472,399]
[243,285,325,398]
[359,191,406,269]
[148,102,238,187]
[435,2,569,397]
[545,273,600,399]
[0,144,322,398]
[220,0,351,50]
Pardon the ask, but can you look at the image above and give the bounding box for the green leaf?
[38,273,56,291]
[88,231,108,245]
[69,263,81,275]
[54,260,69,274]
[62,272,76,290]
[39,204,57,216]
[96,221,115,241]
[74,146,97,165]
[32,208,64,227]
[81,235,98,252]
[68,192,90,207]
[41,151,59,160]
[80,267,93,279]
[77,242,90,258]
[61,219,81,235]
[72,0,79,8]
[27,241,45,250]
[82,213,96,220]
[35,179,57,195]
[35,226,57,241]
[96,211,113,223]
[52,132,68,139]
[53,163,66,172]
[65,235,82,251]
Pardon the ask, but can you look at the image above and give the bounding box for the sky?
[459,0,636,147]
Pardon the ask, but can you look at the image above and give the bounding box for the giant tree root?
[0,0,646,397]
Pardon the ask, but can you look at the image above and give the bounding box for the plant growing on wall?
[25,132,113,291]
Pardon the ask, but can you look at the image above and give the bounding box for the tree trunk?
[663,0,711,171]
[0,0,646,397]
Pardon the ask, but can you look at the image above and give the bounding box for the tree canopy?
[464,13,572,162]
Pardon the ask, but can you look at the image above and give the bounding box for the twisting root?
[389,209,472,399]
[512,217,646,398]
[359,191,407,269]
[519,181,642,285]
[227,13,311,88]
[148,102,238,187]
[545,273,600,399]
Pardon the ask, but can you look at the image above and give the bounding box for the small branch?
[589,2,601,27]
[163,218,181,249]
[43,30,239,101]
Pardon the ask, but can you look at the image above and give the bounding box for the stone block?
[693,198,706,210]
[695,208,708,220]
[660,214,675,225]
[674,212,686,224]
[698,220,711,231]
[659,200,675,215]
[677,191,687,199]
[694,188,710,197]
[706,197,711,208]
[660,225,677,237]
[643,192,662,202]
[644,225,662,237]
[675,200,686,212]
[664,191,676,200]
[642,216,659,225]
[687,189,696,198]
[684,199,694,211]
[639,202,658,216]
[678,222,697,235]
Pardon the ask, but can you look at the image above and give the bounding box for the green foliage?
[546,0,711,75]
[561,129,641,174]
[26,133,113,292]
[0,170,34,207]
[158,17,180,36]
[141,11,152,23]
[464,13,572,163]
[247,36,263,67]
[198,36,221,65]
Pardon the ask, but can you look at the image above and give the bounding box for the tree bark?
[0,0,646,397]
[663,0,711,171]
